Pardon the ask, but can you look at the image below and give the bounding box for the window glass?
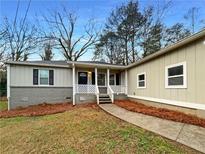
[139,81,145,87]
[168,65,183,76]
[168,76,183,85]
[78,72,88,84]
[40,70,49,85]
[138,74,145,81]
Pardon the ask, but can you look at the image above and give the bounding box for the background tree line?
[93,0,204,65]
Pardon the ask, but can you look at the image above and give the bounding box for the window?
[39,70,49,85]
[33,69,54,85]
[98,73,106,86]
[165,62,187,88]
[137,72,146,88]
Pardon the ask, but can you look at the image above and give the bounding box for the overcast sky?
[0,0,205,61]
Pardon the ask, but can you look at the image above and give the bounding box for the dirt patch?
[115,100,205,128]
[0,102,98,118]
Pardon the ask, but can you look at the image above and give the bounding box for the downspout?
[7,64,10,110]
[125,69,128,95]
[72,63,75,106]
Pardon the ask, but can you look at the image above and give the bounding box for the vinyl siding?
[10,65,72,87]
[128,38,205,105]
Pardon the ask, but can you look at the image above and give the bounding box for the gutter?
[5,61,71,68]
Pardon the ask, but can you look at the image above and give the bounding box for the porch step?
[99,94,112,104]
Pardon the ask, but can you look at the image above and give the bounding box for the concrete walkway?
[99,104,205,153]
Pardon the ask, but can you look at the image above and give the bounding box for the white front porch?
[72,65,128,105]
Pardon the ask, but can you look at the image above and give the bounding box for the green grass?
[0,106,199,154]
[0,101,7,111]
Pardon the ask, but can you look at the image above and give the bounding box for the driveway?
[100,104,205,153]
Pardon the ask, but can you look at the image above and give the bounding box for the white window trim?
[38,69,50,86]
[137,72,146,89]
[165,61,187,89]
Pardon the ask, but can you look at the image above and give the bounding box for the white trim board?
[7,64,10,110]
[128,95,205,110]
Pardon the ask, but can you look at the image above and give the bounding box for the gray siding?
[10,65,72,87]
[127,38,205,105]
[10,87,72,109]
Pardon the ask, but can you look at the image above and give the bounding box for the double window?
[137,72,146,88]
[33,69,54,85]
[165,62,187,88]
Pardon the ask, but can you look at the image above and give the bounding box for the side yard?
[0,101,7,111]
[0,104,200,154]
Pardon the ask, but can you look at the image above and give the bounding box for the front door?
[97,73,106,86]
[78,72,88,84]
[98,73,107,93]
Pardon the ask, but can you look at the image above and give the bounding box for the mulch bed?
[0,102,98,118]
[115,100,205,128]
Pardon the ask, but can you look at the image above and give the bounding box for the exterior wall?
[127,38,205,106]
[10,87,72,109]
[9,65,73,109]
[10,65,72,87]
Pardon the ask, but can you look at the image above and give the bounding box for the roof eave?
[67,61,127,69]
[5,61,71,68]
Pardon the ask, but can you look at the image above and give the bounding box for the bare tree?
[184,7,205,33]
[40,42,54,61]
[0,30,7,61]
[43,7,99,61]
[1,0,38,61]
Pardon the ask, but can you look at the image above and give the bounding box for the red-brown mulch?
[0,102,98,118]
[115,100,205,128]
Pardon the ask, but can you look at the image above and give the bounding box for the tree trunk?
[131,36,135,62]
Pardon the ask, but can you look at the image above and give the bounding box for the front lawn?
[0,101,7,111]
[0,105,199,153]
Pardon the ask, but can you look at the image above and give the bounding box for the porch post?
[95,67,98,87]
[95,67,99,104]
[107,69,110,93]
[125,69,128,95]
[72,64,75,105]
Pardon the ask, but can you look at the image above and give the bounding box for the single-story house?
[6,29,205,118]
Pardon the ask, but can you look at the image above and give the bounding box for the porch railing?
[110,85,126,94]
[108,85,114,103]
[75,84,96,94]
[96,86,99,104]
